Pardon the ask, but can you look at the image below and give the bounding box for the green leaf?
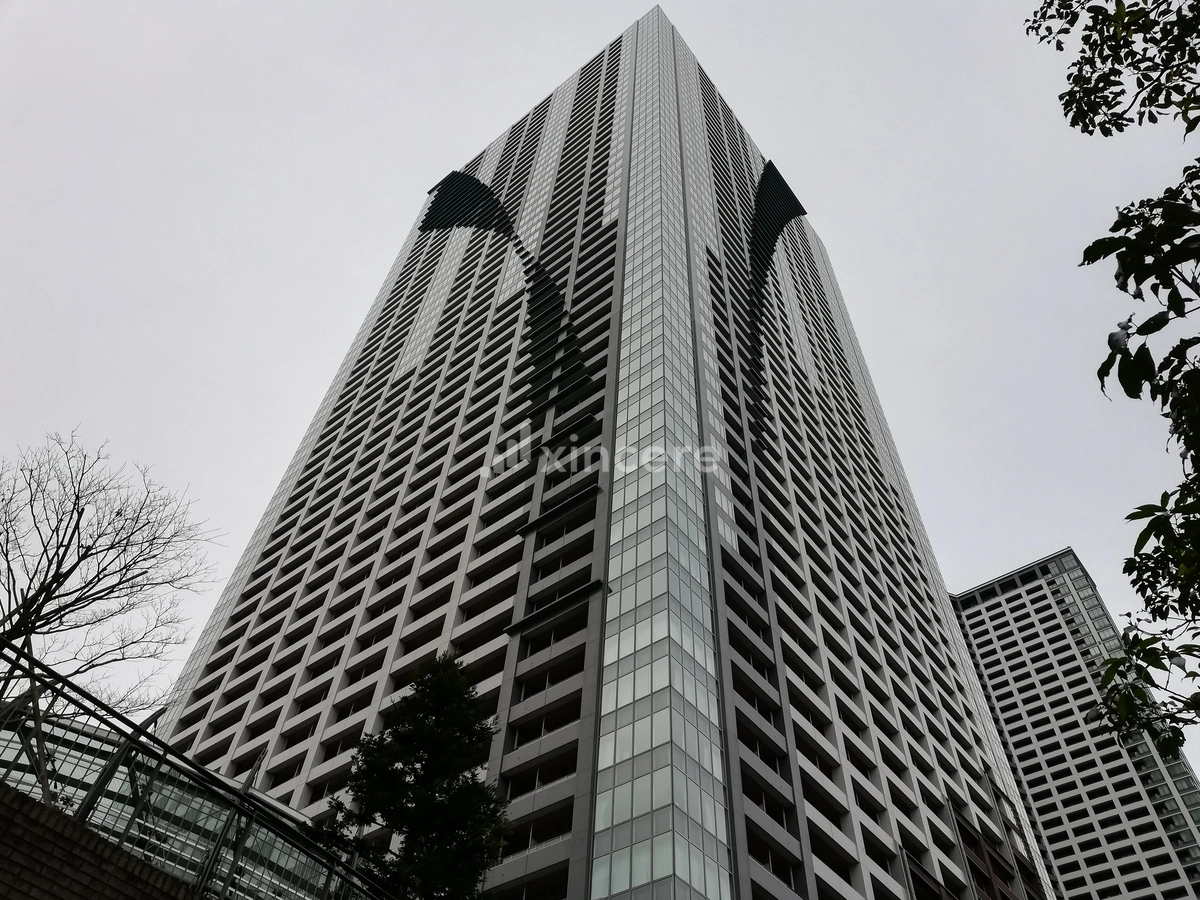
[1133,343,1155,383]
[1160,728,1185,760]
[1098,349,1119,395]
[1135,520,1158,554]
[1082,235,1126,265]
[1100,660,1121,688]
[1136,311,1171,335]
[1169,286,1186,316]
[1118,349,1145,398]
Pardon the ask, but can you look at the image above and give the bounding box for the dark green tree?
[317,654,508,899]
[1029,0,1200,757]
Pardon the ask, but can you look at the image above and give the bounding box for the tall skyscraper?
[164,9,1047,900]
[952,549,1200,900]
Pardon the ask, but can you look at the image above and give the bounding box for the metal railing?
[0,638,389,900]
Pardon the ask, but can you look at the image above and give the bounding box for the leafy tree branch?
[1031,0,1200,756]
[309,654,508,900]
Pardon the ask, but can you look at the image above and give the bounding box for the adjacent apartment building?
[163,9,1049,900]
[952,549,1200,900]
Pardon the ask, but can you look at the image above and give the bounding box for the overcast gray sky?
[3,1,1197,760]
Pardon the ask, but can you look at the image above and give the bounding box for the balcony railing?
[0,638,388,900]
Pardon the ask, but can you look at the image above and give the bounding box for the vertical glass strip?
[603,27,637,227]
[590,9,732,900]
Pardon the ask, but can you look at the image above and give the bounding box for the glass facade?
[590,10,732,900]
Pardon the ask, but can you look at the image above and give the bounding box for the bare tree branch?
[0,433,212,712]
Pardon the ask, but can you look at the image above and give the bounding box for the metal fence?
[0,639,388,900]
